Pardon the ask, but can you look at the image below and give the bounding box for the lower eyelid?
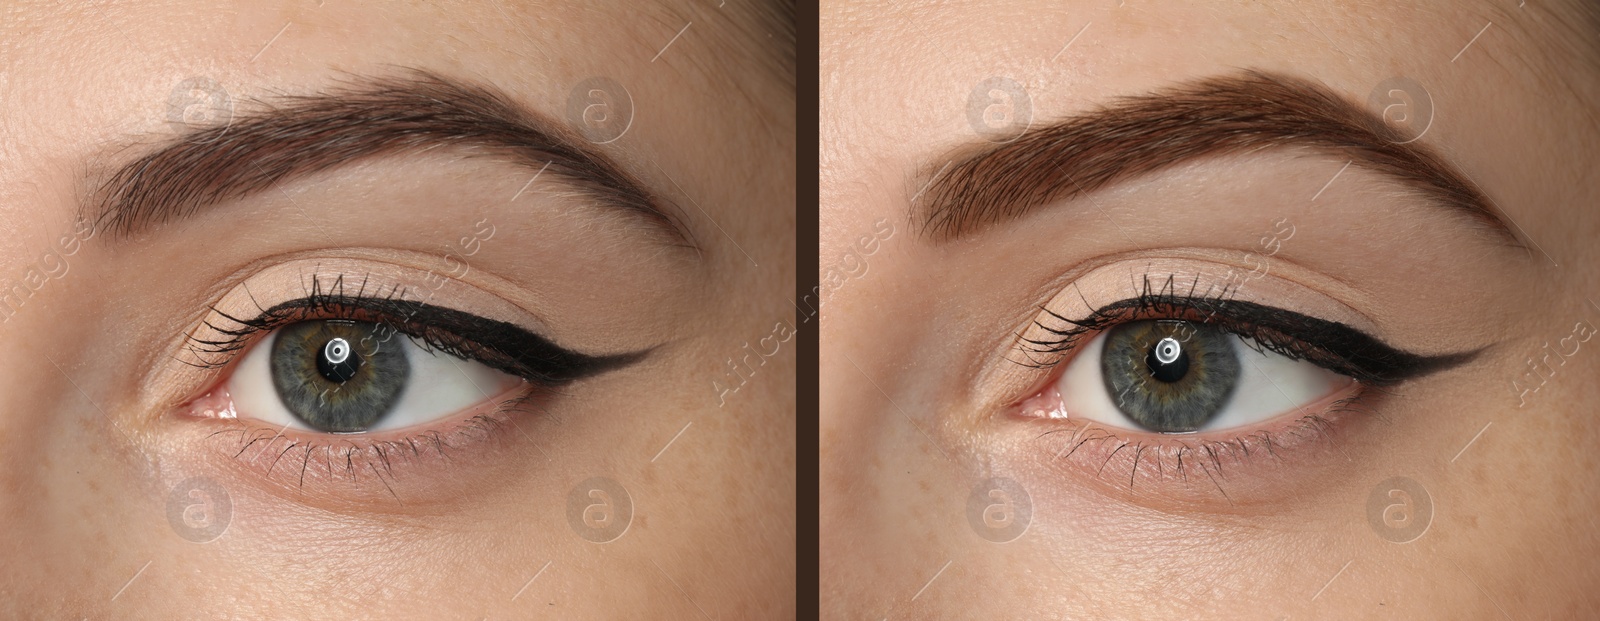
[1013,386,1372,510]
[965,263,1430,511]
[178,387,541,512]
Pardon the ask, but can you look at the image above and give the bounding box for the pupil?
[1145,336,1189,383]
[317,337,362,383]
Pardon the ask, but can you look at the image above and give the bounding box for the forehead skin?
[0,1,793,618]
[821,1,1599,619]
[0,1,783,229]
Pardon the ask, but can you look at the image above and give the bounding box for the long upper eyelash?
[184,272,400,365]
[183,272,646,385]
[1018,273,1237,356]
[1018,273,1478,386]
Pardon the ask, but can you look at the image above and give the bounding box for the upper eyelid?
[967,259,1472,418]
[188,291,648,387]
[1017,273,1251,355]
[1019,291,1478,386]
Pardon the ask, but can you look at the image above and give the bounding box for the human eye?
[1044,318,1355,434]
[1001,267,1477,502]
[193,277,637,436]
[222,318,517,434]
[157,261,647,503]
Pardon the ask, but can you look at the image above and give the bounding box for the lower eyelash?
[203,392,534,495]
[1036,393,1372,502]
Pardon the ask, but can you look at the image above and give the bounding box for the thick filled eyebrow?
[915,70,1519,246]
[88,70,694,247]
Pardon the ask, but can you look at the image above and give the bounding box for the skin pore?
[821,1,1598,619]
[0,1,794,618]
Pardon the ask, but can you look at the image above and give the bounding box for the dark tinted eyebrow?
[916,70,1519,247]
[88,70,694,247]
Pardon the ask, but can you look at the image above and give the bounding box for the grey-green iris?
[271,320,409,432]
[1101,320,1240,432]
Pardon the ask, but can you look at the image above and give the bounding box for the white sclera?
[228,330,521,433]
[1057,330,1349,434]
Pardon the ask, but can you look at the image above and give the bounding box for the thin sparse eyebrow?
[88,70,695,248]
[915,70,1520,247]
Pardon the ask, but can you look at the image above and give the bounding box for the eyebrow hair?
[916,70,1519,246]
[90,70,694,247]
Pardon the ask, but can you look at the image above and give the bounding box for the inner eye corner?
[170,283,629,442]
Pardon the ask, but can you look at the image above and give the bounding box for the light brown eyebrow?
[915,70,1520,248]
[88,70,696,249]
